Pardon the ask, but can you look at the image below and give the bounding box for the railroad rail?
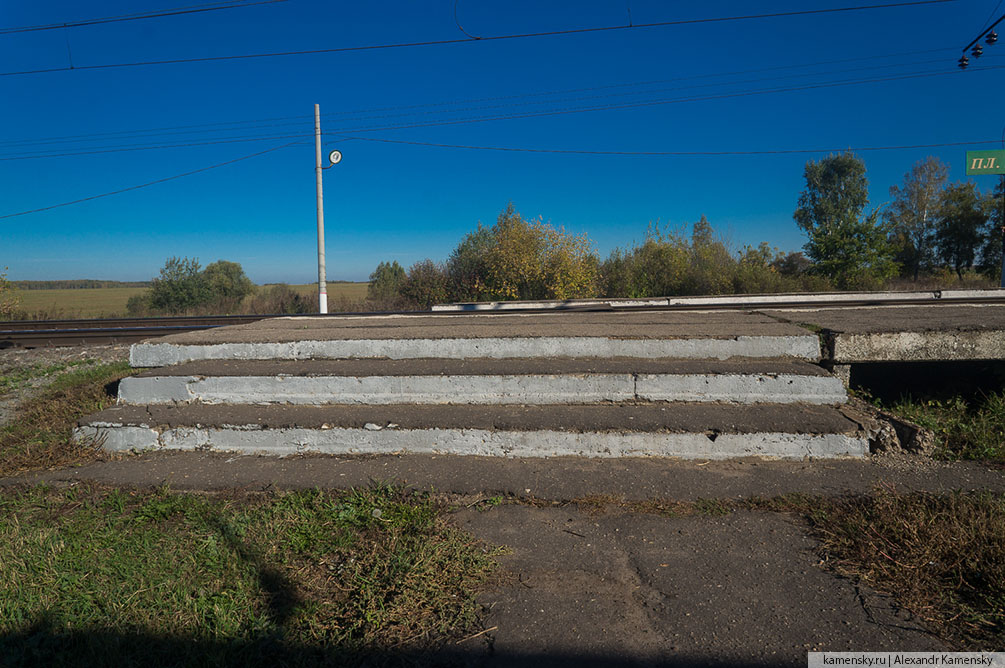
[2,289,1004,348]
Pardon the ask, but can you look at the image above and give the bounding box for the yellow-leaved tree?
[484,205,599,300]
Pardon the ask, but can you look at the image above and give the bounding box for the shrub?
[248,284,313,314]
[0,267,20,318]
[400,260,449,310]
[203,260,255,302]
[368,261,406,303]
[148,257,211,314]
[482,204,600,300]
[446,225,494,302]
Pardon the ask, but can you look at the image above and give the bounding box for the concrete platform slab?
[130,311,821,366]
[76,403,868,459]
[119,366,845,406]
[764,304,1005,362]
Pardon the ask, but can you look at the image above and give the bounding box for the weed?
[0,361,133,477]
[886,392,1005,462]
[805,490,1005,649]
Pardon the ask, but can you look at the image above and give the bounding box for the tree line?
[11,280,152,290]
[370,153,1003,309]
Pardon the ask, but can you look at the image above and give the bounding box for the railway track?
[2,290,1004,348]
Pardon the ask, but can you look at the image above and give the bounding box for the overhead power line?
[0,45,963,149]
[0,141,303,220]
[344,136,1000,156]
[323,64,1005,135]
[0,133,311,161]
[0,0,955,77]
[1,62,1001,161]
[0,0,287,35]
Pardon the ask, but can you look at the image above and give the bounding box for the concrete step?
[118,359,847,406]
[76,403,868,460]
[129,311,821,366]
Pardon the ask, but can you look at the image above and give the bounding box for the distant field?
[15,287,148,318]
[10,282,369,319]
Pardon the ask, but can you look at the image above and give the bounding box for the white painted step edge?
[130,335,821,367]
[75,424,868,460]
[118,373,847,406]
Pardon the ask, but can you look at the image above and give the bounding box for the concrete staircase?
[75,312,870,459]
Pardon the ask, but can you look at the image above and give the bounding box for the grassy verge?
[0,359,97,393]
[558,490,1004,650]
[0,361,133,477]
[884,392,1005,462]
[0,484,502,666]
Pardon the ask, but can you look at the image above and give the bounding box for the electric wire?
[322,64,1005,136]
[0,0,955,77]
[0,133,312,161]
[2,61,998,160]
[0,141,304,220]
[0,45,965,150]
[1,55,963,153]
[0,0,287,35]
[343,135,1000,156]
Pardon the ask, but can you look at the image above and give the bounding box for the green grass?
[0,484,502,666]
[0,361,133,477]
[884,392,1005,462]
[0,359,97,393]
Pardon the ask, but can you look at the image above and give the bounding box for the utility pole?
[314,103,328,314]
[999,125,1005,290]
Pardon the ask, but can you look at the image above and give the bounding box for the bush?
[400,260,449,310]
[481,204,600,300]
[0,267,20,318]
[203,260,255,303]
[248,284,312,315]
[148,257,211,314]
[368,261,406,303]
[446,225,494,302]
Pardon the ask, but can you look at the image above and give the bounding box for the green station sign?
[965,150,1005,175]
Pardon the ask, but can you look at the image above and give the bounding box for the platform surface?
[143,310,812,345]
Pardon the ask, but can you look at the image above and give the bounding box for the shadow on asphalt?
[0,624,781,668]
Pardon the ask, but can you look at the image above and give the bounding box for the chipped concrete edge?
[129,336,822,367]
[117,373,847,406]
[73,424,868,460]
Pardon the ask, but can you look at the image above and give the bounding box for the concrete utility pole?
[314,103,328,314]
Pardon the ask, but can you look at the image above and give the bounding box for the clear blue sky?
[2,0,1004,283]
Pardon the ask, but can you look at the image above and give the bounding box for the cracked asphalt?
[5,451,991,665]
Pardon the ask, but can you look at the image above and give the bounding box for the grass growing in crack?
[0,484,502,666]
[0,361,133,477]
[566,490,1005,649]
[798,490,1005,650]
[885,392,1005,462]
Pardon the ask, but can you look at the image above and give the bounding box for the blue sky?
[2,0,1004,283]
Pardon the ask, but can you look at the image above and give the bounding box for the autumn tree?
[482,204,600,300]
[793,152,897,289]
[884,156,948,280]
[400,259,449,309]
